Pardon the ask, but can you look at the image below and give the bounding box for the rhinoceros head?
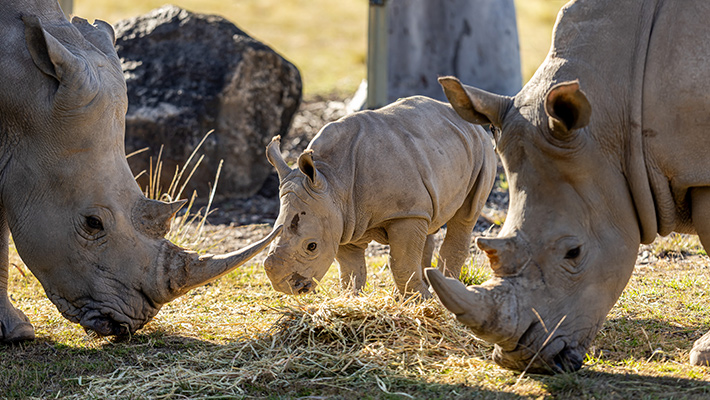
[0,8,280,337]
[262,137,342,295]
[428,77,641,373]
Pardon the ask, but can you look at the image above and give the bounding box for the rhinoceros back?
[307,96,493,236]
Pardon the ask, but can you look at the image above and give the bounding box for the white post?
[366,0,388,109]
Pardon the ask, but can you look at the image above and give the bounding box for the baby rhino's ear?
[298,150,325,191]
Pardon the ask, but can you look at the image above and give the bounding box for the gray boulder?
[115,5,302,198]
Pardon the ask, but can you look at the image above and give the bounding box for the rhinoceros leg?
[421,234,436,274]
[438,187,483,279]
[438,220,475,280]
[689,187,710,365]
[386,218,431,298]
[336,243,368,293]
[0,213,34,342]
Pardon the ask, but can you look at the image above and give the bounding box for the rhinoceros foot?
[689,330,710,366]
[0,306,35,342]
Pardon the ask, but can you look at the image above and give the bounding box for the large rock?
[115,5,302,199]
[387,0,521,101]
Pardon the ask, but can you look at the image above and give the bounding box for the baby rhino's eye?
[307,242,317,252]
[86,216,103,231]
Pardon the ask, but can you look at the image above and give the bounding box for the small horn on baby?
[266,136,292,181]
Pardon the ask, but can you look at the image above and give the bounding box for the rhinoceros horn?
[154,225,283,303]
[426,268,519,345]
[133,199,187,238]
[438,76,512,127]
[476,236,531,277]
[266,136,292,181]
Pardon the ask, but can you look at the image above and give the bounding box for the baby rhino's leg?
[336,243,368,293]
[438,219,474,279]
[439,178,489,279]
[386,218,431,298]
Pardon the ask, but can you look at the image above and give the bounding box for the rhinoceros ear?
[23,15,61,80]
[544,81,591,139]
[24,15,100,109]
[298,150,325,192]
[71,16,117,56]
[438,76,511,128]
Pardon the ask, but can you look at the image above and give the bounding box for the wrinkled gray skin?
[427,0,710,373]
[0,0,281,342]
[263,96,496,297]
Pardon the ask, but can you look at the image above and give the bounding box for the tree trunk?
[387,0,521,102]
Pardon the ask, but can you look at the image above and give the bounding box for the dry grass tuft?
[67,286,493,398]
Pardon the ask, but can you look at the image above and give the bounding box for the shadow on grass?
[0,330,519,399]
[530,369,710,399]
[0,331,220,399]
[2,317,709,399]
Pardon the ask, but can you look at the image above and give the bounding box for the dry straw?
[70,288,491,398]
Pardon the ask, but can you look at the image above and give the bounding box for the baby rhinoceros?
[264,96,496,298]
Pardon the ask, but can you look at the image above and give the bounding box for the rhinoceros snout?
[552,345,585,373]
[290,273,314,295]
[84,317,130,337]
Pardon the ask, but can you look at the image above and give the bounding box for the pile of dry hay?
[71,288,493,398]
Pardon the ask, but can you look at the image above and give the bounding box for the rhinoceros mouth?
[269,271,316,295]
[493,322,587,373]
[289,273,314,294]
[82,316,131,337]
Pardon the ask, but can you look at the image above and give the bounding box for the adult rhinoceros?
[426,0,710,373]
[0,0,280,341]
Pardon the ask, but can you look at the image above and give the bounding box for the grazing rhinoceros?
[0,0,280,342]
[263,96,496,297]
[425,0,710,373]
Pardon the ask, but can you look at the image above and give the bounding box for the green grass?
[4,232,710,399]
[72,0,565,98]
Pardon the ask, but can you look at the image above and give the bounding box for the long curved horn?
[154,225,283,303]
[425,268,518,345]
[266,136,292,181]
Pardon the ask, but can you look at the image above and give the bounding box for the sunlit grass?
[5,231,710,398]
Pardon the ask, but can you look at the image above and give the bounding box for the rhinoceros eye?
[564,246,581,259]
[86,216,104,231]
[306,242,317,252]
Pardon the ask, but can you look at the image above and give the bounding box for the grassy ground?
[3,232,710,399]
[72,0,566,98]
